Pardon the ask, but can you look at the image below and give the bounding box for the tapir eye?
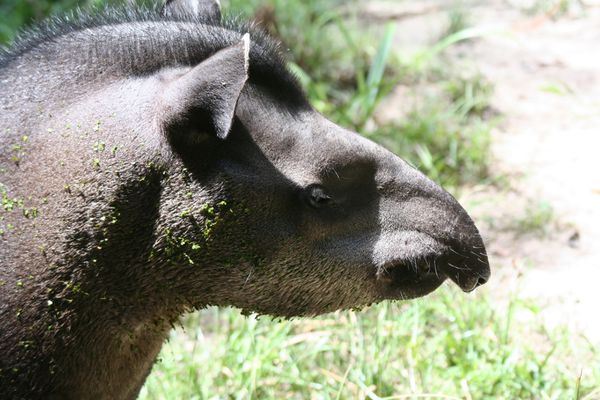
[305,184,333,208]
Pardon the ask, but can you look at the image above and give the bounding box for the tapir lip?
[375,240,490,299]
[375,255,448,300]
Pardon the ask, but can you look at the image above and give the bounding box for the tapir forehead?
[285,114,414,188]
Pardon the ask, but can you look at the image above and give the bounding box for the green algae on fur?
[10,136,29,165]
[158,200,233,266]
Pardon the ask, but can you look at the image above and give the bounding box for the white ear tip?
[242,33,251,71]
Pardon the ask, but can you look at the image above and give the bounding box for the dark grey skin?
[0,0,490,398]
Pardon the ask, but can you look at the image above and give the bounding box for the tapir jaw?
[375,259,448,300]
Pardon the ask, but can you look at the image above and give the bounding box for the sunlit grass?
[509,200,556,238]
[140,285,599,399]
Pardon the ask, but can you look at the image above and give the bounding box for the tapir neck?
[47,307,172,400]
[0,152,233,398]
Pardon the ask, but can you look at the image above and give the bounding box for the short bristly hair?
[0,4,309,110]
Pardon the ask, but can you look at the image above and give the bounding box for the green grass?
[140,285,600,399]
[446,2,471,37]
[509,200,556,239]
[366,72,494,191]
[0,0,151,44]
[525,0,583,17]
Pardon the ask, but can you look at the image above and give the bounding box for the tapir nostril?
[477,276,488,287]
[440,241,490,292]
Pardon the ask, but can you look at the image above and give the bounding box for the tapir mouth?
[376,255,448,300]
[376,245,490,300]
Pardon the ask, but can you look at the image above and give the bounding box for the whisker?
[447,262,469,271]
[410,259,418,274]
[242,270,253,288]
[449,248,461,256]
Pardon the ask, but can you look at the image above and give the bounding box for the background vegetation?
[1,0,598,398]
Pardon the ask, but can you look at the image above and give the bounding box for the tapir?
[0,0,490,398]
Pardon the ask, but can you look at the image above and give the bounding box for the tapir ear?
[159,34,250,141]
[162,0,221,22]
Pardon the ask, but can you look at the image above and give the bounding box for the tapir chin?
[0,0,490,398]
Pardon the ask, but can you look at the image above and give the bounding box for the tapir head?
[155,0,490,317]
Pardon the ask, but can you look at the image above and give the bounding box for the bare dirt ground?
[366,1,600,341]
